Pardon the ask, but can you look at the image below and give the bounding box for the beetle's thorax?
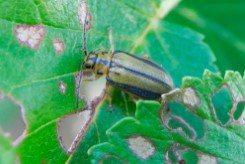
[83,51,113,79]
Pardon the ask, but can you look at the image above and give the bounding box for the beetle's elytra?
[82,50,173,100]
[76,12,174,107]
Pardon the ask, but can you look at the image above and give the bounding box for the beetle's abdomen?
[106,51,173,100]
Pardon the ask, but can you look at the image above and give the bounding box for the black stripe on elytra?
[110,63,166,86]
[113,50,164,71]
[107,77,161,99]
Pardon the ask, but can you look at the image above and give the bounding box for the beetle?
[76,13,174,108]
[82,50,174,100]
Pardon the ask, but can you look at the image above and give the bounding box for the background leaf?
[165,0,245,74]
[89,71,245,163]
[4,0,245,163]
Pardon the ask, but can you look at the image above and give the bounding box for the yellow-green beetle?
[77,13,173,105]
[82,50,174,100]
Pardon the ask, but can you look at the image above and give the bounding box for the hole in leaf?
[212,87,232,125]
[165,144,189,164]
[0,97,26,144]
[79,76,106,102]
[57,109,94,154]
[181,149,198,164]
[163,102,204,140]
[234,102,244,120]
[167,117,195,140]
[75,71,106,109]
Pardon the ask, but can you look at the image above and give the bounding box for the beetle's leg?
[105,83,113,111]
[108,27,114,53]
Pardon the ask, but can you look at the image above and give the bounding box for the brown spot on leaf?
[183,87,199,108]
[58,81,67,94]
[127,136,155,160]
[15,24,45,49]
[198,154,217,164]
[78,0,92,30]
[53,38,65,54]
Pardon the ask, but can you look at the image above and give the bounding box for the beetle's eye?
[97,70,103,75]
[85,63,91,69]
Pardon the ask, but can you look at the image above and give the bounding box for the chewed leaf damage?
[128,136,155,160]
[15,25,45,49]
[57,110,93,154]
[0,95,26,145]
[78,0,92,30]
[53,38,65,54]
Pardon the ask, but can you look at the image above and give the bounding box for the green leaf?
[165,0,245,75]
[89,71,245,163]
[0,130,16,164]
[0,0,217,163]
[68,91,136,163]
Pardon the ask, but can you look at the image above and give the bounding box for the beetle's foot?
[105,86,113,111]
[105,94,113,111]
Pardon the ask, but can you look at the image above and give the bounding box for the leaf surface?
[0,0,217,163]
[89,71,245,163]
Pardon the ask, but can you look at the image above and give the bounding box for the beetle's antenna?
[75,73,82,110]
[108,27,114,53]
[82,13,88,56]
[76,12,89,110]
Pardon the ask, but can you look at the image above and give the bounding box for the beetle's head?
[82,50,112,80]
